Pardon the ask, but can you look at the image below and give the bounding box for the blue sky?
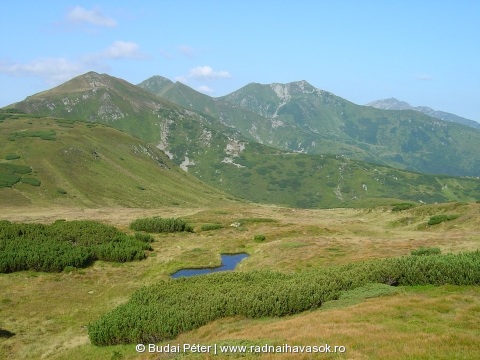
[1,0,479,121]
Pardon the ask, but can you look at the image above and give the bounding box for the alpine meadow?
[1,2,480,360]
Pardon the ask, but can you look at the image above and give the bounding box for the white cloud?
[0,58,84,84]
[102,41,146,60]
[197,85,214,94]
[0,41,146,85]
[187,66,232,81]
[66,6,117,27]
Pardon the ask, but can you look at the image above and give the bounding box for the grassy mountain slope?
[5,73,480,208]
[220,81,480,177]
[9,71,220,144]
[366,97,480,130]
[138,76,314,146]
[0,114,230,207]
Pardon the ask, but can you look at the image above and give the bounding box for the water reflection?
[171,253,249,278]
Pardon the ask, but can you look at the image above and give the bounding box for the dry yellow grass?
[1,202,479,359]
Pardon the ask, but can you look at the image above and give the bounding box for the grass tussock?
[200,223,224,231]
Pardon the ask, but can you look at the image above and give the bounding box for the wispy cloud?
[414,74,434,81]
[178,45,195,58]
[177,66,232,83]
[82,41,147,65]
[197,85,214,94]
[0,58,84,84]
[0,41,146,85]
[66,6,117,27]
[101,41,146,60]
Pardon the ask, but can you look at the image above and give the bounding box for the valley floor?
[1,203,479,359]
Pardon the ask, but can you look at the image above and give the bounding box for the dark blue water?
[171,253,249,279]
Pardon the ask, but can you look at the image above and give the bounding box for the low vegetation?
[4,154,20,160]
[130,217,193,233]
[411,246,442,256]
[253,234,266,242]
[200,223,224,231]
[391,203,416,211]
[88,250,480,345]
[0,163,39,188]
[428,214,459,225]
[0,220,152,273]
[8,129,56,141]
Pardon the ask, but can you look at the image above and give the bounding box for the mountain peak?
[137,75,174,96]
[366,98,413,110]
[367,98,480,129]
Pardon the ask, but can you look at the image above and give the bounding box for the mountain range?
[140,76,480,177]
[366,97,480,130]
[2,72,480,208]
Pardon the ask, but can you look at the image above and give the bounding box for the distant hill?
[366,98,480,130]
[0,113,230,207]
[4,73,480,208]
[219,81,480,177]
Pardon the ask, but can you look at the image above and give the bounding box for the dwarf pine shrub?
[130,217,193,233]
[428,214,459,225]
[411,247,441,256]
[392,203,415,211]
[88,250,480,346]
[0,220,151,273]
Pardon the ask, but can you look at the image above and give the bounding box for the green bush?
[8,130,56,141]
[428,214,459,225]
[0,163,33,188]
[200,224,224,231]
[253,234,266,242]
[0,220,151,273]
[19,177,41,186]
[134,232,155,243]
[392,203,415,211]
[130,217,193,233]
[5,154,20,160]
[411,247,441,256]
[0,173,20,188]
[88,250,480,346]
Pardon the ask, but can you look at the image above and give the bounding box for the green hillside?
[0,114,231,207]
[5,73,480,208]
[220,81,480,177]
[138,76,292,145]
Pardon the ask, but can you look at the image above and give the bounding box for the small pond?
[171,253,249,279]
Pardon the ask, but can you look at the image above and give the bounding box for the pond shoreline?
[171,253,249,278]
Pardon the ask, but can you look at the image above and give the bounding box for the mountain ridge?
[366,97,480,129]
[217,80,480,177]
[3,72,480,208]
